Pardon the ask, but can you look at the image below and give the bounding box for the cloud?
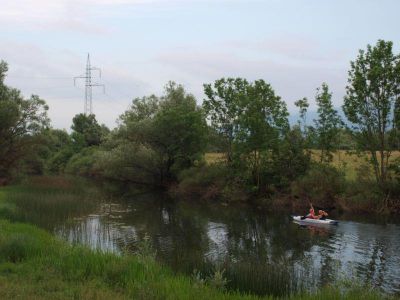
[0,0,123,34]
[226,35,349,65]
[156,46,348,110]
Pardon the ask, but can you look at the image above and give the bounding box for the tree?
[343,40,400,185]
[295,97,311,150]
[0,60,49,182]
[203,78,245,162]
[203,78,289,191]
[314,83,342,163]
[151,82,208,182]
[71,113,105,148]
[294,97,309,133]
[43,129,74,174]
[234,79,289,190]
[115,82,207,187]
[269,126,311,189]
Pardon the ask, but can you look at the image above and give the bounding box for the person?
[306,203,318,219]
[317,210,328,220]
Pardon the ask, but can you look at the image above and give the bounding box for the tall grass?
[171,257,302,297]
[0,176,101,229]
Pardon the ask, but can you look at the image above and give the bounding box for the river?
[43,192,400,296]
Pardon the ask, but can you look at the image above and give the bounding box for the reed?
[0,176,101,229]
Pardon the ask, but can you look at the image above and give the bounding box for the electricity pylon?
[74,54,105,115]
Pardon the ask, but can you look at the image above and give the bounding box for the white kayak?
[292,216,338,225]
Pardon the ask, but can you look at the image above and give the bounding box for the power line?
[73,53,105,115]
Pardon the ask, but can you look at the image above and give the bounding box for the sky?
[1,0,399,130]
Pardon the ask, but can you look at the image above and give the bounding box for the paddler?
[317,210,328,220]
[306,203,318,219]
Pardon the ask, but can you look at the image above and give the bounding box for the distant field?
[205,151,400,180]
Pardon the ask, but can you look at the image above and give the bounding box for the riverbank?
[173,154,400,215]
[0,177,394,299]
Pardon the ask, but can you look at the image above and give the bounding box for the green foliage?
[207,269,228,291]
[71,113,107,148]
[0,60,49,182]
[291,163,346,207]
[203,78,290,192]
[95,142,160,187]
[113,82,207,187]
[152,82,207,178]
[203,78,243,162]
[65,147,100,177]
[206,126,227,153]
[343,40,400,185]
[47,148,75,174]
[175,163,246,201]
[294,97,309,135]
[314,83,342,163]
[267,127,311,189]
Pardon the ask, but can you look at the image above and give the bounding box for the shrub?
[291,163,346,207]
[65,147,99,177]
[47,148,74,174]
[175,163,247,202]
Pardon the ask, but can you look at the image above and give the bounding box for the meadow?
[205,150,400,181]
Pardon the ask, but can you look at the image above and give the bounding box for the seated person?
[317,210,328,220]
[306,204,318,219]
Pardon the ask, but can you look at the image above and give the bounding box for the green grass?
[0,176,101,229]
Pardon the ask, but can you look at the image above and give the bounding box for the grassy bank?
[0,177,393,299]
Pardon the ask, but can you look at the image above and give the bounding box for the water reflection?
[50,193,400,295]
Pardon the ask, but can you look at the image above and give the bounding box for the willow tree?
[343,40,400,185]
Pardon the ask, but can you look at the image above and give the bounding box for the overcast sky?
[1,0,399,129]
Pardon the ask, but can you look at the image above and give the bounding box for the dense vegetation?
[1,40,400,213]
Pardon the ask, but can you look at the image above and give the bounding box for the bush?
[175,164,247,202]
[337,164,382,213]
[47,148,74,174]
[65,147,99,177]
[291,163,346,207]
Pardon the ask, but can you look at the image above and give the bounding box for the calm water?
[47,192,400,295]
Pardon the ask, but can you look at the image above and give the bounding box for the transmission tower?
[74,54,105,115]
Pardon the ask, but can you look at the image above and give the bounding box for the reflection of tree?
[363,238,387,289]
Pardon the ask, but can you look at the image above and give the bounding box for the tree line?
[1,40,399,211]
